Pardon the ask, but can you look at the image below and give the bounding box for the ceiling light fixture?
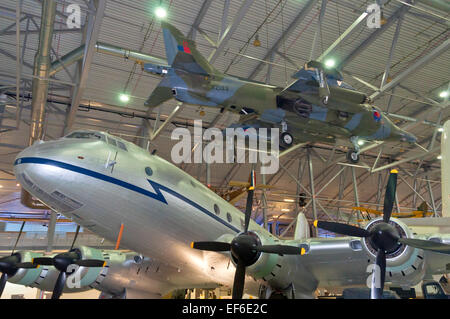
[155,6,167,19]
[119,93,130,103]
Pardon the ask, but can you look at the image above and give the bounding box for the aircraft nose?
[15,140,45,160]
[14,140,45,182]
[13,139,66,185]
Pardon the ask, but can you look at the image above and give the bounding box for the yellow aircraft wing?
[353,207,433,218]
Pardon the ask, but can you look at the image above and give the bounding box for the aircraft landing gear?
[347,136,361,164]
[280,132,294,148]
[347,149,360,164]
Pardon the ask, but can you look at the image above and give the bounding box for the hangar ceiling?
[0,0,449,237]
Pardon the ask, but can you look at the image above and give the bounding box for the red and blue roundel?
[177,40,191,54]
[373,109,381,122]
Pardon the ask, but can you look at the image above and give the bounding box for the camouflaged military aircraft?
[143,22,417,163]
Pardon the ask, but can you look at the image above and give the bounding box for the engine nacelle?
[362,218,426,288]
[7,246,151,297]
[202,230,316,296]
[7,251,45,287]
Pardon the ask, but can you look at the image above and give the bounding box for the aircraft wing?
[278,61,370,114]
[233,113,338,145]
[288,233,450,291]
[144,76,173,108]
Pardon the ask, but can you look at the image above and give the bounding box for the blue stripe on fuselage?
[14,157,240,233]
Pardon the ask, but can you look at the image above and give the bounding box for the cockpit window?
[107,137,117,147]
[117,141,127,151]
[66,131,104,141]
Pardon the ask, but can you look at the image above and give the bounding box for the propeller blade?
[399,238,450,254]
[15,262,38,269]
[243,168,256,233]
[244,189,254,233]
[0,273,7,297]
[76,259,106,267]
[232,260,246,299]
[11,221,25,255]
[190,241,231,252]
[314,220,370,237]
[256,245,301,255]
[371,249,386,299]
[51,271,67,299]
[70,224,81,251]
[32,257,54,266]
[383,170,398,223]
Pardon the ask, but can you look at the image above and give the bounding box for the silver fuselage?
[13,132,450,297]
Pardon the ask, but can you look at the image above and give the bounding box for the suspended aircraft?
[354,201,434,220]
[10,130,450,299]
[143,22,417,163]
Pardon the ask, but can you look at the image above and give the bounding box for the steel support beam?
[371,147,439,173]
[371,38,450,100]
[340,5,410,69]
[380,15,404,89]
[219,0,231,41]
[426,175,438,217]
[307,149,318,236]
[188,0,213,40]
[309,0,327,61]
[149,103,183,141]
[208,0,254,64]
[15,1,22,116]
[351,166,361,223]
[1,28,81,36]
[248,0,317,79]
[64,0,105,135]
[317,11,367,62]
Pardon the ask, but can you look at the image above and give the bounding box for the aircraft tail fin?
[294,212,310,240]
[161,21,217,75]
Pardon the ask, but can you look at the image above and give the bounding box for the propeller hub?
[53,251,80,272]
[369,222,401,254]
[230,233,261,267]
[0,254,20,276]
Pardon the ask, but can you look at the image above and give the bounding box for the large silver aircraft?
[10,130,450,299]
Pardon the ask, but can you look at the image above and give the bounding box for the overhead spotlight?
[253,34,261,47]
[16,183,20,187]
[439,91,449,99]
[380,12,387,26]
[281,209,290,212]
[324,59,335,68]
[119,93,130,103]
[283,198,295,203]
[438,127,444,132]
[155,6,167,19]
[357,139,365,146]
[437,155,442,160]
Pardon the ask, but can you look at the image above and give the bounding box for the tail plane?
[144,22,219,108]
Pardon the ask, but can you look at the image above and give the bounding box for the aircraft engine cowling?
[202,231,315,295]
[362,218,426,287]
[7,246,105,294]
[7,247,160,298]
[6,251,45,287]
